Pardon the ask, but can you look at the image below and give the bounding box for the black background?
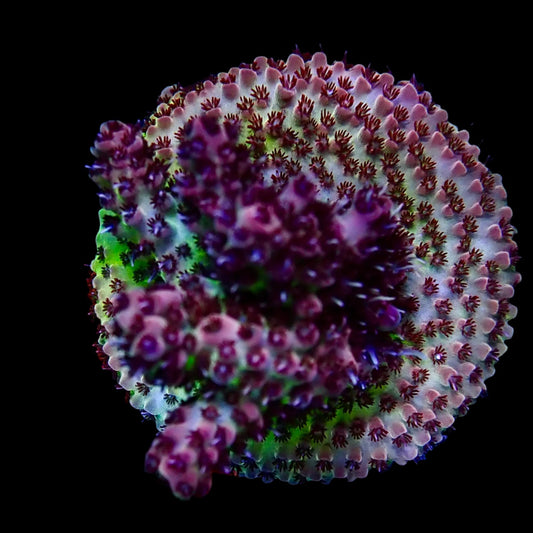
[38,7,530,528]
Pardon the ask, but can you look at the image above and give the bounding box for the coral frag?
[87,51,520,499]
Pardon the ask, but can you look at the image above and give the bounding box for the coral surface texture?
[87,52,520,499]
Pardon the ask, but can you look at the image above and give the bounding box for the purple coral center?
[174,115,413,387]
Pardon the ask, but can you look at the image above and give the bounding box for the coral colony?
[87,51,520,499]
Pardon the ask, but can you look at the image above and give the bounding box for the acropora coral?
[87,51,520,499]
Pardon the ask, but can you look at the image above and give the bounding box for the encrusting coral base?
[87,51,520,499]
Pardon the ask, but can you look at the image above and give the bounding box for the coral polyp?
[87,51,520,499]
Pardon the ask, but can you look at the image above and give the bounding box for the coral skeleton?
[88,51,520,499]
